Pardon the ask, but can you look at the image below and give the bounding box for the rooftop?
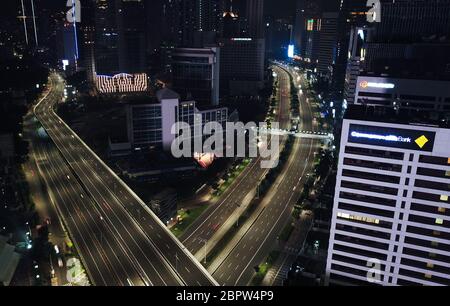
[156,88,180,102]
[344,104,450,129]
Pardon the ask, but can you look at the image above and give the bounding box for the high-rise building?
[354,75,450,114]
[218,37,265,96]
[246,0,264,39]
[317,12,339,77]
[164,0,223,47]
[343,26,369,106]
[326,104,450,286]
[344,0,450,106]
[171,47,220,106]
[373,0,450,42]
[94,0,120,75]
[222,2,241,38]
[126,88,228,151]
[93,0,147,92]
[265,16,293,59]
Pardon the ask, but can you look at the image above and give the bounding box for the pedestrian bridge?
[257,127,333,140]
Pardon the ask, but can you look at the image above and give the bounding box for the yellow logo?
[415,135,429,149]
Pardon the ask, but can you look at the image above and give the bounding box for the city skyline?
[1,0,450,295]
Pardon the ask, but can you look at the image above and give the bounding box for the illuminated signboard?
[348,124,435,152]
[359,80,395,89]
[288,45,294,58]
[231,38,252,41]
[95,73,148,93]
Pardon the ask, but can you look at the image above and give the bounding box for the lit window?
[424,274,432,279]
[429,253,436,258]
[337,212,380,224]
[435,218,444,225]
[440,195,449,202]
[427,263,434,269]
[446,170,450,177]
[433,230,441,236]
[448,157,450,164]
[438,207,446,213]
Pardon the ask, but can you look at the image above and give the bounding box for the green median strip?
[212,158,251,199]
[251,251,280,286]
[170,205,208,238]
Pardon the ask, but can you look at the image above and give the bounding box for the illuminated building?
[343,26,369,105]
[126,88,228,151]
[218,37,265,95]
[316,12,339,77]
[95,73,148,93]
[326,104,450,286]
[171,47,220,106]
[163,0,223,47]
[94,0,146,90]
[354,75,450,113]
[245,0,265,39]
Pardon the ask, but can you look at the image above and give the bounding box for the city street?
[32,73,217,286]
[210,65,320,285]
[180,65,295,259]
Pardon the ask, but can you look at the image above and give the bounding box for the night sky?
[2,0,298,19]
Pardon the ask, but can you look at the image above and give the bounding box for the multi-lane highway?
[180,65,292,257]
[210,65,320,285]
[33,73,217,286]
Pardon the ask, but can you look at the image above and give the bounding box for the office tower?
[118,0,146,73]
[373,0,450,42]
[164,0,223,47]
[218,1,265,96]
[326,104,450,286]
[333,0,368,99]
[126,88,228,151]
[302,17,321,65]
[94,0,146,75]
[353,75,450,113]
[265,16,293,59]
[344,0,450,107]
[94,0,120,75]
[364,0,450,72]
[56,21,79,72]
[79,0,96,82]
[171,47,220,106]
[218,37,265,96]
[145,0,164,53]
[93,0,147,92]
[316,12,339,77]
[246,0,264,39]
[293,0,340,60]
[343,26,369,106]
[222,3,241,38]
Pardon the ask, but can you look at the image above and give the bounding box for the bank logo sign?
[415,135,429,149]
[349,124,435,152]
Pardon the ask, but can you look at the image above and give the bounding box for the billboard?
[288,45,294,58]
[348,124,436,152]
